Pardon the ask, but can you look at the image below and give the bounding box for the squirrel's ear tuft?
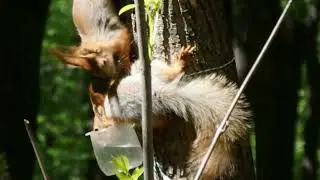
[50,46,93,71]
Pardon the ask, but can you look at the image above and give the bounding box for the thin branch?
[133,0,154,179]
[24,119,50,180]
[194,0,293,179]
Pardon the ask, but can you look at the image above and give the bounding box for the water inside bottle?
[86,124,143,176]
[94,144,143,176]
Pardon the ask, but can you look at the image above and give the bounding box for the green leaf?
[131,167,144,180]
[112,155,130,173]
[119,4,136,15]
[115,172,132,180]
[144,0,160,10]
[144,0,152,7]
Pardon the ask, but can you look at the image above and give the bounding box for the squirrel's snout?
[96,58,110,67]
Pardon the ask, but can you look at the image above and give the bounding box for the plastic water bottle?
[86,124,143,176]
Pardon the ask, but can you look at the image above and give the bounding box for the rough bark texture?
[153,0,237,80]
[232,0,301,179]
[0,1,51,179]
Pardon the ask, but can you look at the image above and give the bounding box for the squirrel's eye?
[113,53,121,64]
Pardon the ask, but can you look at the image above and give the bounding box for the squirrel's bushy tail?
[153,73,252,142]
[105,64,252,142]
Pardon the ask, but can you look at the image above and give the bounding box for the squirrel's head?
[51,41,131,79]
[52,0,133,79]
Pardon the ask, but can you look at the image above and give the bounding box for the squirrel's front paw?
[173,45,196,71]
[178,45,196,61]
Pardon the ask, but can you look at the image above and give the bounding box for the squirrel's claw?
[172,45,196,71]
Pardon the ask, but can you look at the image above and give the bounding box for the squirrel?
[58,41,252,179]
[51,0,133,79]
[56,41,252,179]
[86,51,252,179]
[88,45,196,130]
[50,0,197,130]
[49,0,134,129]
[99,55,252,180]
[51,0,253,179]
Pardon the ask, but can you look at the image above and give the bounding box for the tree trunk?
[150,0,255,179]
[0,1,51,179]
[153,0,237,79]
[230,0,251,83]
[232,0,301,179]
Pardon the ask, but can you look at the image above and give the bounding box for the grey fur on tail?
[104,59,252,142]
[105,60,251,141]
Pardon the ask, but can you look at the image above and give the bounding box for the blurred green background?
[35,0,93,179]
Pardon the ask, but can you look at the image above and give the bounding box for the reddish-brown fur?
[50,0,196,131]
[50,0,133,129]
[87,45,195,130]
[51,27,132,79]
[51,0,132,79]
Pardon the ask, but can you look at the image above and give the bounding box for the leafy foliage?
[119,0,161,58]
[34,0,93,179]
[112,155,144,180]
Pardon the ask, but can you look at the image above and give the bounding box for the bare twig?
[194,0,293,179]
[24,119,50,180]
[133,0,154,179]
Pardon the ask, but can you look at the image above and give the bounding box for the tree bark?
[0,1,51,179]
[153,0,237,79]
